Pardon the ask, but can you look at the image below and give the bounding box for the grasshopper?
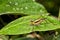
[30,18,46,26]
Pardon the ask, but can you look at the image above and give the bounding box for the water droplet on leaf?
[15,2,18,6]
[16,8,20,10]
[21,8,23,10]
[9,1,12,4]
[40,10,44,13]
[33,0,35,1]
[13,8,16,10]
[25,7,28,9]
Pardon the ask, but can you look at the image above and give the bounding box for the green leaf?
[0,0,48,15]
[0,15,60,35]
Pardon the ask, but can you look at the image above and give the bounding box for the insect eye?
[31,20,34,22]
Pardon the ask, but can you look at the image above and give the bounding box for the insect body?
[31,18,45,26]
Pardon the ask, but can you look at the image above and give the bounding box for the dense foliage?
[0,0,60,40]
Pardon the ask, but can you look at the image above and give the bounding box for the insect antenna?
[40,14,56,25]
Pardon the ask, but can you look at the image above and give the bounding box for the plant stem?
[58,7,60,20]
[0,17,6,26]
